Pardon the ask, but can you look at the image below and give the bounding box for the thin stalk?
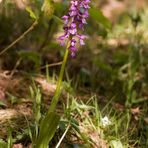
[48,42,70,113]
[55,123,70,148]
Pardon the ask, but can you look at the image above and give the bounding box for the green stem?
[48,42,70,113]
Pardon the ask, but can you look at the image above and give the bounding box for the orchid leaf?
[36,112,60,148]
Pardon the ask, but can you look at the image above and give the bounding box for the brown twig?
[0,20,38,55]
[39,61,62,70]
[10,58,22,77]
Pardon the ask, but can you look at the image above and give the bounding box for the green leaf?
[70,118,80,133]
[7,129,13,148]
[0,139,7,148]
[0,101,7,107]
[89,7,111,29]
[41,0,54,18]
[26,7,37,20]
[36,112,60,148]
[110,140,123,148]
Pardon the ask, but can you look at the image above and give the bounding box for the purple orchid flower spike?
[58,0,91,57]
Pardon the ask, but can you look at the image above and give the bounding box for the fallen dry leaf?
[35,77,56,96]
[12,143,23,148]
[144,117,148,124]
[114,103,125,112]
[131,107,140,115]
[0,86,5,100]
[131,107,141,121]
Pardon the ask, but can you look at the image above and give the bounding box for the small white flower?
[101,116,111,127]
